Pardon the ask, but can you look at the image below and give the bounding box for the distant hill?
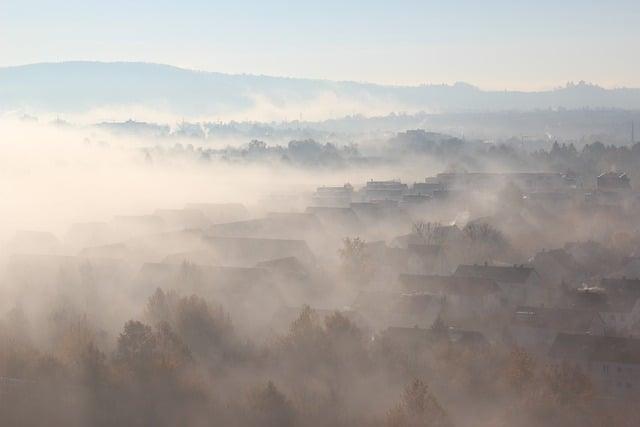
[2,61,640,118]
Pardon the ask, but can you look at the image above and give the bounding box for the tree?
[114,320,157,379]
[339,237,372,285]
[386,379,452,427]
[247,381,295,427]
[412,221,445,245]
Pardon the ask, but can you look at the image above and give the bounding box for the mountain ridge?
[2,61,640,118]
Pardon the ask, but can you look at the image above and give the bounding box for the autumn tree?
[386,379,452,427]
[339,237,372,285]
[246,381,295,427]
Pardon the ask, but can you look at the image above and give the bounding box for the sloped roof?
[255,256,309,279]
[454,264,536,284]
[512,306,601,332]
[399,274,500,297]
[184,203,248,223]
[207,213,323,240]
[601,277,640,294]
[353,291,444,315]
[205,236,315,265]
[567,288,639,313]
[549,333,640,365]
[532,249,584,273]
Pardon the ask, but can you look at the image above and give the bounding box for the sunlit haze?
[2,0,640,89]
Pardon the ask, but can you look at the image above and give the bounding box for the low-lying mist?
[3,114,640,427]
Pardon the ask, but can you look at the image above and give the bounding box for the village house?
[360,179,408,202]
[398,274,502,320]
[311,183,354,207]
[204,236,316,266]
[305,206,364,236]
[351,290,444,331]
[454,263,545,306]
[509,306,606,354]
[530,248,587,287]
[184,203,249,224]
[565,287,640,336]
[597,172,631,191]
[549,333,640,398]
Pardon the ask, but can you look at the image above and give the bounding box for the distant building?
[312,183,354,207]
[436,172,573,193]
[398,274,501,319]
[510,306,606,354]
[549,333,640,397]
[597,172,631,191]
[361,180,408,202]
[530,248,587,286]
[454,263,544,306]
[352,290,444,330]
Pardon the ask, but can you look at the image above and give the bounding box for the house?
[530,248,587,286]
[436,172,571,193]
[379,326,488,357]
[363,241,409,284]
[204,236,316,266]
[361,180,408,202]
[305,206,364,236]
[454,264,544,306]
[411,181,444,196]
[404,244,450,274]
[398,274,501,319]
[549,333,640,397]
[184,203,249,224]
[564,241,622,277]
[509,306,606,354]
[523,191,574,211]
[125,229,209,261]
[153,208,211,230]
[311,184,354,207]
[597,172,631,191]
[565,287,640,336]
[600,277,640,297]
[255,257,310,282]
[350,201,411,228]
[352,291,444,331]
[207,212,324,242]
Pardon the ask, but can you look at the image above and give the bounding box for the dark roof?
[207,213,323,240]
[447,328,488,346]
[601,277,640,294]
[184,203,248,223]
[549,333,640,365]
[255,256,309,279]
[533,249,583,273]
[381,326,487,347]
[353,291,443,315]
[512,306,602,332]
[407,244,443,257]
[399,274,500,297]
[566,288,639,313]
[454,264,536,284]
[205,236,315,265]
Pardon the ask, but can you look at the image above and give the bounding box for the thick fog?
[2,110,640,427]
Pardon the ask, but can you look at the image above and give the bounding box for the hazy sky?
[1,0,639,90]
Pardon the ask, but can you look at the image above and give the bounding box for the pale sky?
[1,0,639,90]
